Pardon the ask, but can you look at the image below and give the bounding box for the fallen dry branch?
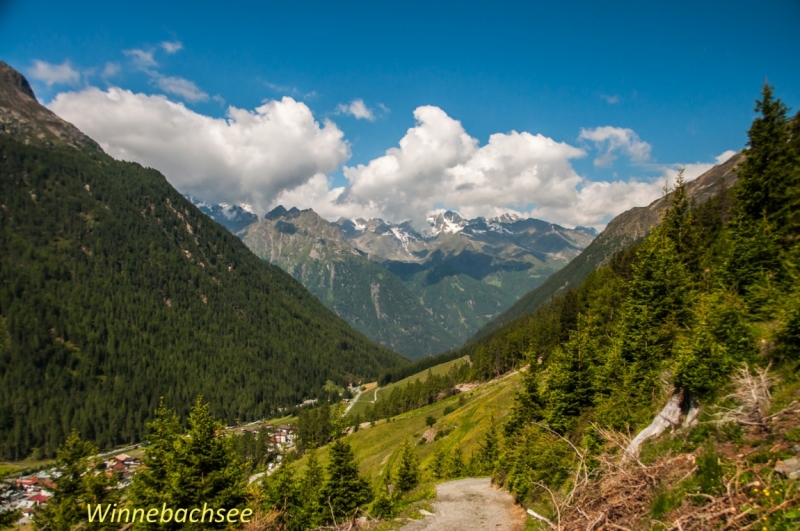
[554,405,800,531]
[713,364,773,427]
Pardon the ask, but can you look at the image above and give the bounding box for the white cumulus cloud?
[160,41,183,54]
[27,60,80,87]
[152,74,209,102]
[331,108,731,230]
[269,174,384,221]
[528,152,735,228]
[579,126,652,167]
[335,99,376,121]
[123,48,157,70]
[45,85,734,232]
[48,87,350,212]
[715,150,737,164]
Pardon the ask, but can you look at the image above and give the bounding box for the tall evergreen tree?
[673,296,734,397]
[726,84,799,293]
[430,446,446,480]
[301,447,325,527]
[446,447,465,479]
[320,439,372,523]
[128,398,246,531]
[545,313,600,432]
[395,438,420,492]
[259,465,306,531]
[476,416,500,475]
[370,467,396,519]
[33,431,120,531]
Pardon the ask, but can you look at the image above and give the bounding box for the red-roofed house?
[28,493,50,506]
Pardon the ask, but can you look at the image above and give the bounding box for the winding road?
[400,478,527,531]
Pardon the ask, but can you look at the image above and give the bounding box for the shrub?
[695,448,724,494]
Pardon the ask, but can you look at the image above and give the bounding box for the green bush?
[719,422,744,444]
[695,448,724,494]
[650,486,683,519]
[785,428,800,443]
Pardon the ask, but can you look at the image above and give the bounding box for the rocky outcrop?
[0,61,103,153]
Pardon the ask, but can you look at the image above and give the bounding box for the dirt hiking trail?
[400,477,527,531]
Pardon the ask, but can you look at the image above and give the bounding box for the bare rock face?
[1,63,36,99]
[775,457,800,480]
[0,61,103,154]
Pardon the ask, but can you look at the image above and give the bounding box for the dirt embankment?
[400,477,527,531]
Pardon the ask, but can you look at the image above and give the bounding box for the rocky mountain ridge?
[0,61,102,154]
[224,205,596,357]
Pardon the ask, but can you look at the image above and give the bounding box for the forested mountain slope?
[474,152,744,339]
[239,208,461,359]
[0,63,405,460]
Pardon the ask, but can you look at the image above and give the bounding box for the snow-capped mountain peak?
[185,195,259,233]
[426,211,468,235]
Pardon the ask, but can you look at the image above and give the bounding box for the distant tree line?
[360,363,470,422]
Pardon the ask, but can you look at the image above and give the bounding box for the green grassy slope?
[294,371,521,481]
[346,357,469,418]
[375,357,469,401]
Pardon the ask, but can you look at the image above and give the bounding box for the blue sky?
[2,0,799,228]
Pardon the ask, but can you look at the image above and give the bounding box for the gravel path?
[400,477,527,531]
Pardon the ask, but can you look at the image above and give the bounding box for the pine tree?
[505,348,547,437]
[301,447,325,527]
[430,446,446,480]
[0,508,20,530]
[775,288,800,362]
[481,416,500,475]
[33,431,120,531]
[736,84,792,229]
[615,226,691,399]
[726,84,798,292]
[320,438,372,523]
[260,465,306,531]
[370,468,396,519]
[673,296,733,397]
[446,447,465,479]
[545,313,600,432]
[661,170,700,275]
[395,438,420,492]
[127,399,182,527]
[129,397,246,531]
